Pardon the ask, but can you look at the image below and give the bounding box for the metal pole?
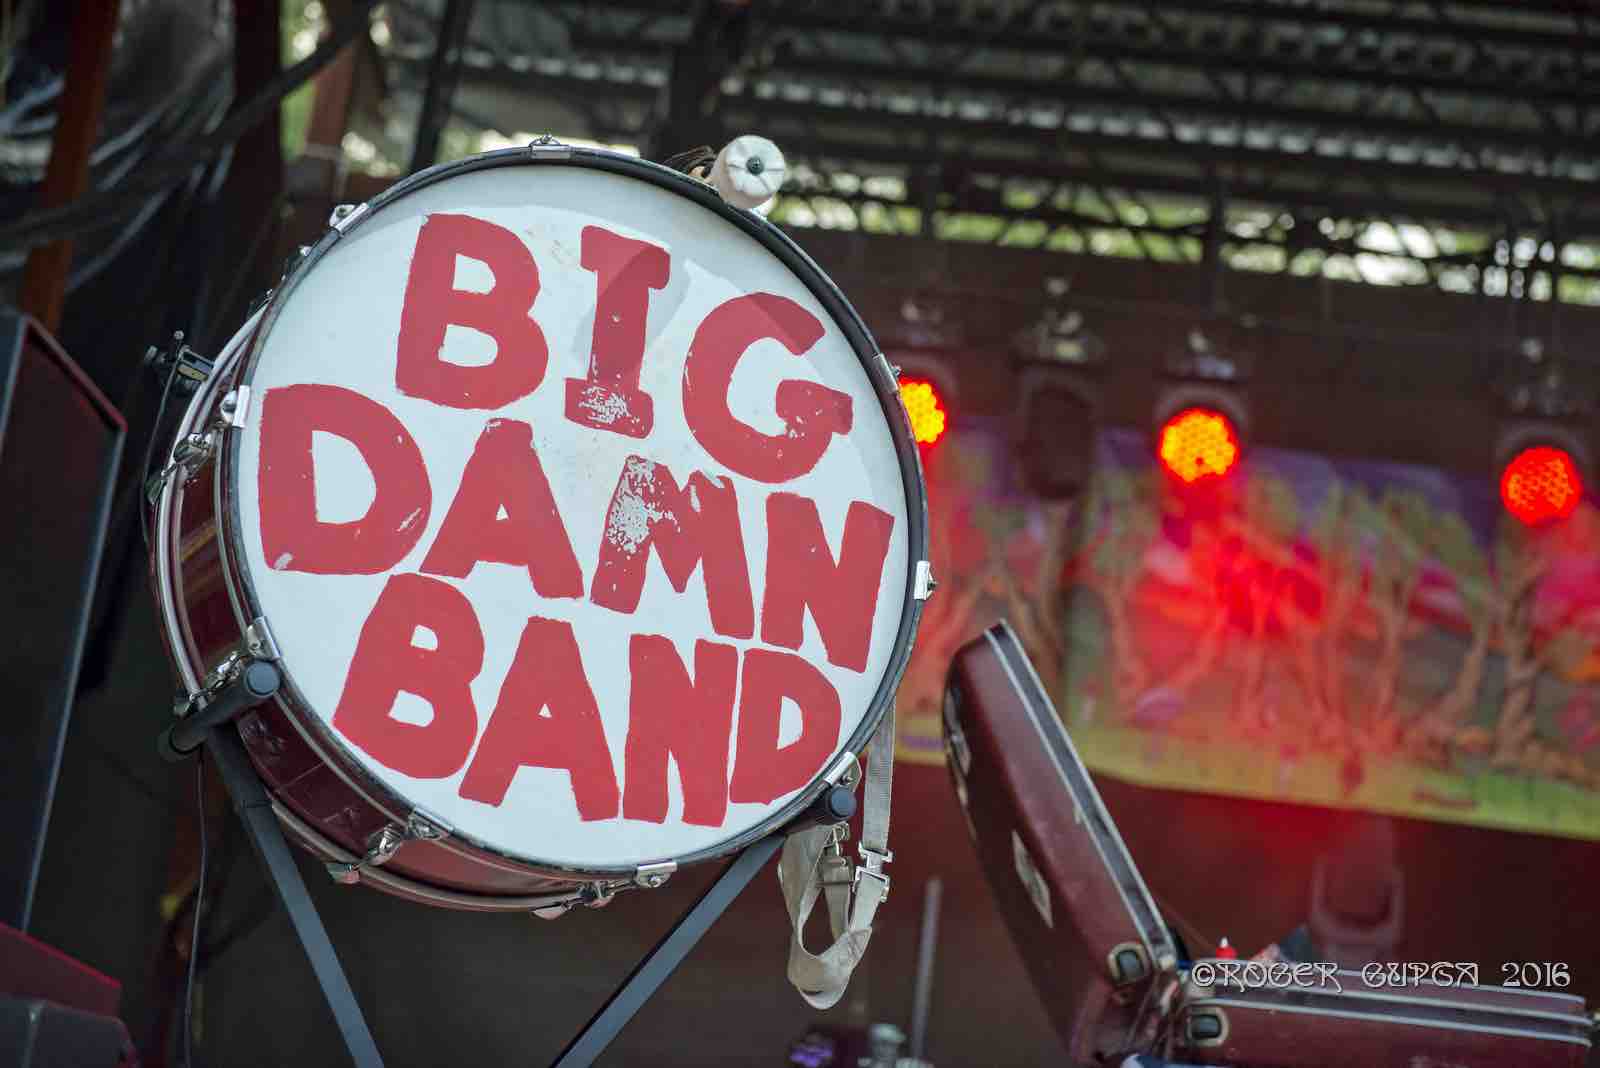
[551,834,786,1068]
[908,877,942,1060]
[409,0,476,173]
[208,727,385,1067]
[19,0,122,332]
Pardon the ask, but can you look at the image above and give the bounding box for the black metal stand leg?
[552,834,786,1068]
[207,726,385,1068]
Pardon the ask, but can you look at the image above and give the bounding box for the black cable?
[134,143,211,555]
[0,0,383,253]
[199,189,287,352]
[183,754,210,1068]
[138,352,183,553]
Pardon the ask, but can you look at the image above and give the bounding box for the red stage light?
[1157,406,1240,483]
[900,378,948,446]
[1500,445,1583,525]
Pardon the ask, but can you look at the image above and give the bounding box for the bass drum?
[149,145,929,911]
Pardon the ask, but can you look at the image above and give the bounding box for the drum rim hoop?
[211,145,930,878]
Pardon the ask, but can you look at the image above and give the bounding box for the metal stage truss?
[361,0,1600,312]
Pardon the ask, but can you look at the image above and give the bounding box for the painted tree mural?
[1357,489,1436,750]
[1069,467,1161,706]
[1286,482,1367,749]
[895,423,1600,840]
[1225,473,1302,735]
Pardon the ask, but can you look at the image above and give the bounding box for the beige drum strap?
[778,706,896,1009]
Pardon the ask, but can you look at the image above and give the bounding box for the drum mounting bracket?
[528,134,573,161]
[143,330,213,394]
[633,860,675,890]
[243,617,281,661]
[329,202,370,233]
[219,385,251,428]
[822,751,862,788]
[914,560,938,600]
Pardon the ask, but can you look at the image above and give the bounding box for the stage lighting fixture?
[891,353,957,449]
[1152,329,1251,486]
[1500,445,1583,526]
[1016,363,1101,500]
[1157,406,1241,483]
[1497,434,1587,527]
[1494,348,1593,527]
[900,377,948,447]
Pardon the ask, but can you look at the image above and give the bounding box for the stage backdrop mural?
[898,420,1600,842]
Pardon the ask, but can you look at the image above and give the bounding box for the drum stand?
[161,662,385,1066]
[160,666,849,1068]
[549,832,787,1067]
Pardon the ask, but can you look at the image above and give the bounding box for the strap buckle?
[854,844,893,900]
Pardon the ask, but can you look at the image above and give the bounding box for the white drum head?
[225,151,922,871]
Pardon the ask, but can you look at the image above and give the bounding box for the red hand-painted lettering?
[591,456,755,639]
[565,226,669,438]
[331,573,483,778]
[761,493,894,673]
[729,648,842,805]
[623,635,737,826]
[420,417,583,598]
[459,616,620,820]
[396,213,549,410]
[258,384,432,575]
[681,293,851,483]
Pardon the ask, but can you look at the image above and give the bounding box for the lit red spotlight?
[1500,445,1583,526]
[1157,407,1240,483]
[900,378,948,446]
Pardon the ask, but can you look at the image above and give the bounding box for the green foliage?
[1080,468,1160,582]
[1069,721,1600,840]
[1243,472,1299,543]
[1433,512,1489,588]
[280,0,323,160]
[1308,482,1365,557]
[1493,513,1536,581]
[1357,488,1435,593]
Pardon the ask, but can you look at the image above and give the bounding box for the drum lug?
[634,861,676,890]
[328,201,369,233]
[531,903,573,920]
[144,429,216,504]
[530,879,625,920]
[243,617,281,662]
[405,807,451,841]
[579,882,617,908]
[914,560,938,601]
[326,810,449,885]
[177,650,247,716]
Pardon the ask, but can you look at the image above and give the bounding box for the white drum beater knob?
[709,135,787,210]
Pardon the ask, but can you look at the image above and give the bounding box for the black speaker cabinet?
[0,311,125,931]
